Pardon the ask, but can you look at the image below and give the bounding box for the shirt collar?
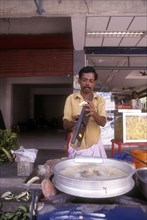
[74,92,98,100]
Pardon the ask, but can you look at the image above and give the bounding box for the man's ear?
[93,80,97,87]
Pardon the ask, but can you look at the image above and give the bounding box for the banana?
[1,190,31,202]
[15,191,28,200]
[22,197,29,201]
[4,197,14,200]
[1,191,13,198]
[26,176,40,184]
[27,190,30,196]
[26,191,31,200]
[1,147,13,162]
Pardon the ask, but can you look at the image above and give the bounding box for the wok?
[135,167,147,199]
[52,156,135,198]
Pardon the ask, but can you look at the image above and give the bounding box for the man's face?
[132,92,137,99]
[78,73,97,94]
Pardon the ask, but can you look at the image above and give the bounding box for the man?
[131,91,142,109]
[63,66,107,158]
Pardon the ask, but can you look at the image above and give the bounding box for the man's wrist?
[92,110,97,117]
[70,120,75,128]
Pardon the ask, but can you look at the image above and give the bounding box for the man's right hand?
[63,115,80,131]
[72,115,80,127]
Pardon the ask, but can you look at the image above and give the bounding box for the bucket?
[131,150,147,168]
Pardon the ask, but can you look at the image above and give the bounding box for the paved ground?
[17,129,67,150]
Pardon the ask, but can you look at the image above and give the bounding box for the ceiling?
[0,0,147,95]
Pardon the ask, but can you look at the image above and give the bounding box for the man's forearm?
[63,119,74,131]
[92,113,106,127]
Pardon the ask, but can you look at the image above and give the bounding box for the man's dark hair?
[132,91,138,96]
[78,66,98,80]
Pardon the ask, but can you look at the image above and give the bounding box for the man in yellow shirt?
[63,66,107,158]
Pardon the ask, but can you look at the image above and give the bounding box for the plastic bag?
[11,146,38,163]
[113,152,133,163]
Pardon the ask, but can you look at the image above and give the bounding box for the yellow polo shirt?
[63,92,106,150]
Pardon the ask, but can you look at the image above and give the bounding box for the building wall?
[0,35,73,128]
[0,49,73,77]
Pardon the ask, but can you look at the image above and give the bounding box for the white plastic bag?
[11,146,38,163]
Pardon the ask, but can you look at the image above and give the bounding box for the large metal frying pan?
[52,156,135,198]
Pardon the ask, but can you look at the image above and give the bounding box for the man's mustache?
[83,86,91,89]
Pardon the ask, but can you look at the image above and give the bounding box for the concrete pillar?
[73,50,85,91]
[0,78,12,128]
[73,50,85,75]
